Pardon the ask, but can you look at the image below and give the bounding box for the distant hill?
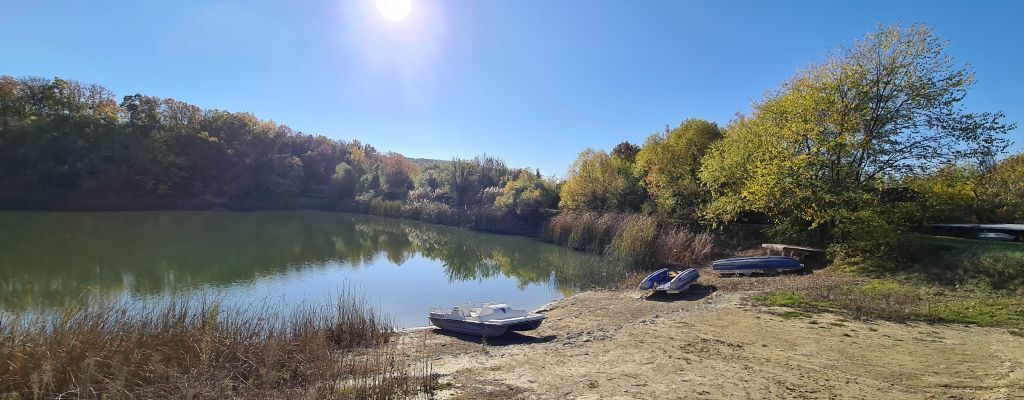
[408,158,449,168]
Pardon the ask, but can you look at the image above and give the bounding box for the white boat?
[978,232,1015,241]
[428,302,546,337]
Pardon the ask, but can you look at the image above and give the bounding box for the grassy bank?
[754,235,1024,329]
[756,280,1024,328]
[0,293,431,399]
[542,211,718,268]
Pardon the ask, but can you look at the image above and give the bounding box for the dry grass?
[0,292,431,399]
[656,228,718,266]
[543,211,719,269]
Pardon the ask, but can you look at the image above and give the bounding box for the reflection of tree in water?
[0,211,620,311]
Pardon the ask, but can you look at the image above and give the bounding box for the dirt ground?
[400,273,1024,399]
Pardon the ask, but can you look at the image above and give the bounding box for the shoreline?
[405,283,1024,399]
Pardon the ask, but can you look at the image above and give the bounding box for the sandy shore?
[400,278,1024,399]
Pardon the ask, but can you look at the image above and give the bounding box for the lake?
[0,211,619,327]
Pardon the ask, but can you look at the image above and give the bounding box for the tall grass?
[0,293,430,399]
[543,211,718,269]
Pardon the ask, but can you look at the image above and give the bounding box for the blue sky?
[2,0,1021,175]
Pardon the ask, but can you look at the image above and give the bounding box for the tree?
[611,141,640,164]
[379,152,419,199]
[495,171,557,216]
[328,162,358,200]
[635,119,722,224]
[699,23,1014,255]
[609,141,647,212]
[441,157,481,206]
[986,154,1024,222]
[559,149,626,212]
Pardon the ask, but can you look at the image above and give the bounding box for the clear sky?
[2,0,1021,175]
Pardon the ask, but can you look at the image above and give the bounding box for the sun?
[375,0,411,21]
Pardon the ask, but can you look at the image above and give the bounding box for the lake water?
[0,211,618,327]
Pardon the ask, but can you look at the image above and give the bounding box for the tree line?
[1,22,1019,260]
[0,76,558,222]
[556,23,1019,259]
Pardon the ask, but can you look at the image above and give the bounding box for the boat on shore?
[428,302,546,337]
[638,268,700,294]
[712,256,803,276]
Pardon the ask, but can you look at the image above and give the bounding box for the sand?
[401,284,1024,399]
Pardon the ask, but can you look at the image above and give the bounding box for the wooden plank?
[762,243,825,257]
[761,243,825,253]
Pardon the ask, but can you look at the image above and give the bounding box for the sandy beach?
[403,274,1024,399]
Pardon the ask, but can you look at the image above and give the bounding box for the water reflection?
[0,211,624,314]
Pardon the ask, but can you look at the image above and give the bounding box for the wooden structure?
[761,243,825,258]
[761,243,828,269]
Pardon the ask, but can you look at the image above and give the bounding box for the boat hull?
[638,268,670,290]
[656,268,700,293]
[712,256,803,275]
[428,317,509,337]
[506,318,544,331]
[640,268,700,293]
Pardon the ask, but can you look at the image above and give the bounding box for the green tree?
[495,171,557,216]
[700,23,1013,255]
[328,162,358,200]
[983,153,1024,222]
[609,141,647,212]
[559,149,626,212]
[635,119,722,224]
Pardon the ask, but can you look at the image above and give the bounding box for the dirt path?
[401,288,1024,399]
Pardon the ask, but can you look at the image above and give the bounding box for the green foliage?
[0,76,350,207]
[494,171,557,216]
[559,149,626,212]
[987,154,1024,221]
[904,164,985,224]
[329,162,358,200]
[611,141,640,164]
[699,23,1014,256]
[635,119,722,224]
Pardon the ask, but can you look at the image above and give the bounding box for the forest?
[1,23,1020,266]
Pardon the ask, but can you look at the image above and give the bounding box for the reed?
[0,292,430,399]
[655,228,718,266]
[543,211,719,269]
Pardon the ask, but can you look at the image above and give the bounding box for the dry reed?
[543,211,719,269]
[0,292,430,399]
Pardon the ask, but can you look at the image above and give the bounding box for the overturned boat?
[638,267,700,294]
[712,256,803,276]
[428,302,546,337]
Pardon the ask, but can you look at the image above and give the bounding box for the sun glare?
[375,0,411,21]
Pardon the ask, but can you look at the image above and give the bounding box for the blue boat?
[638,267,700,294]
[711,256,803,275]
